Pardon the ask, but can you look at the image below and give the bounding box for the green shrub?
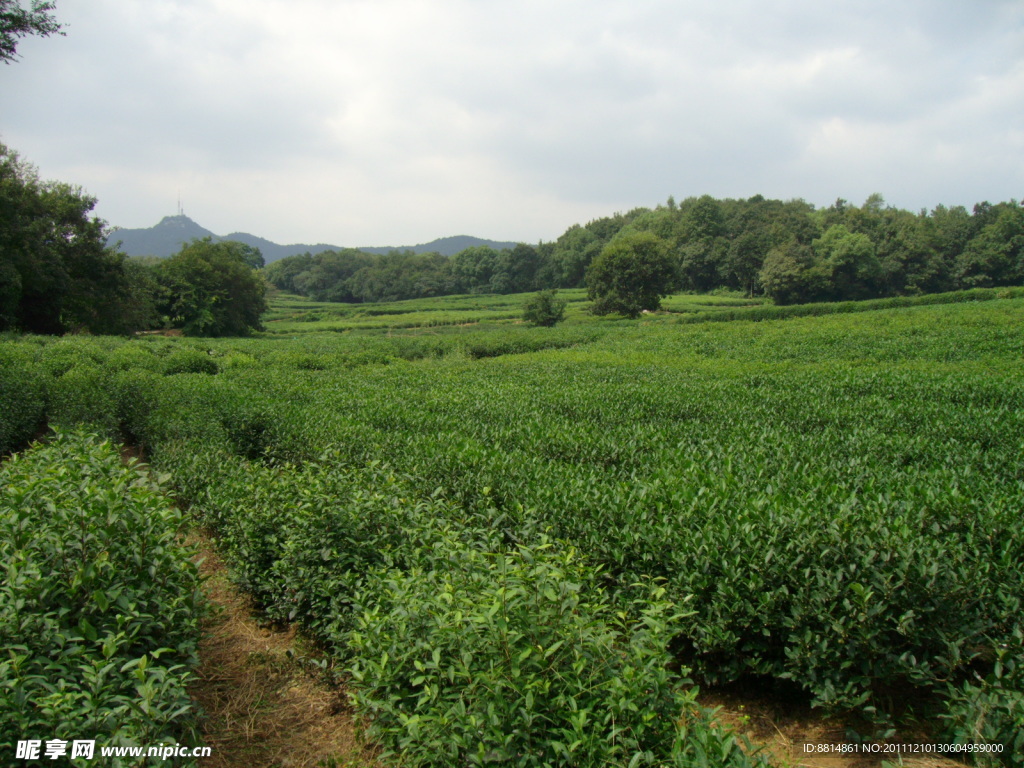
[111,368,162,448]
[162,347,219,376]
[522,290,567,327]
[47,363,119,437]
[0,431,203,761]
[0,344,45,454]
[940,631,1024,767]
[676,286,1024,325]
[348,533,762,768]
[37,339,107,378]
[106,343,163,373]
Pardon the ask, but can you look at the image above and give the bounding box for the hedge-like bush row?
[156,443,765,767]
[674,286,1024,325]
[0,431,203,764]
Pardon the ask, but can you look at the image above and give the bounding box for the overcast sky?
[2,0,1022,246]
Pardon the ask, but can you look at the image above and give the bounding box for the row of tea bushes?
[0,431,203,764]
[0,343,46,455]
[4,295,1023,763]
[157,442,765,768]
[674,286,1024,325]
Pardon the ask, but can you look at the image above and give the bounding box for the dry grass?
[188,533,377,768]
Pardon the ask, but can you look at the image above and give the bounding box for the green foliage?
[522,289,567,327]
[162,346,219,376]
[813,224,882,300]
[0,143,149,334]
[757,240,827,304]
[940,630,1024,767]
[349,535,760,767]
[4,293,1024,763]
[587,232,676,318]
[0,431,203,762]
[47,362,119,436]
[266,195,1020,308]
[149,439,761,767]
[0,342,45,454]
[675,286,1024,325]
[156,238,268,336]
[0,0,63,63]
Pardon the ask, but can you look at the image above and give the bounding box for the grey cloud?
[2,0,1021,243]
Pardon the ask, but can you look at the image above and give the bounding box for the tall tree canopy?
[586,231,676,318]
[155,238,268,336]
[0,142,149,334]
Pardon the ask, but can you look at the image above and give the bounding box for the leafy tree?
[449,245,499,293]
[758,240,828,305]
[155,238,267,336]
[813,224,881,300]
[682,194,725,242]
[224,241,264,269]
[262,252,314,293]
[548,224,604,288]
[725,229,768,296]
[496,243,541,293]
[955,203,1024,287]
[0,0,62,63]
[679,238,728,292]
[0,142,149,334]
[522,289,566,327]
[291,249,371,301]
[874,208,948,295]
[586,232,675,318]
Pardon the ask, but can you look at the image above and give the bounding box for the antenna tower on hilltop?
[177,191,184,217]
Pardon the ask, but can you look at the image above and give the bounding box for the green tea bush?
[464,327,601,359]
[0,431,203,762]
[162,347,219,376]
[263,350,335,370]
[676,286,1024,325]
[142,375,235,449]
[939,630,1024,768]
[110,368,162,448]
[105,343,163,373]
[0,344,46,454]
[348,533,762,768]
[154,442,761,767]
[47,363,120,437]
[9,295,1020,762]
[154,447,433,642]
[38,338,107,378]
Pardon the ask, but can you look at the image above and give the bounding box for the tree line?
[3,138,1022,337]
[266,193,1024,306]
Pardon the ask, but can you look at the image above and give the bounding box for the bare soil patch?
[188,533,376,768]
[701,690,970,768]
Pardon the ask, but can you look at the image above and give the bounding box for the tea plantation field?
[2,289,1023,766]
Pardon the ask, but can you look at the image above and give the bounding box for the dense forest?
[265,193,1024,305]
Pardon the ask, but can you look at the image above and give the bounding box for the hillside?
[106,215,519,262]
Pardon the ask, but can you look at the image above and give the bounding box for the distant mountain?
[355,234,520,257]
[107,216,520,262]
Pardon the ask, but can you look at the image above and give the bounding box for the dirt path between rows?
[188,533,378,768]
